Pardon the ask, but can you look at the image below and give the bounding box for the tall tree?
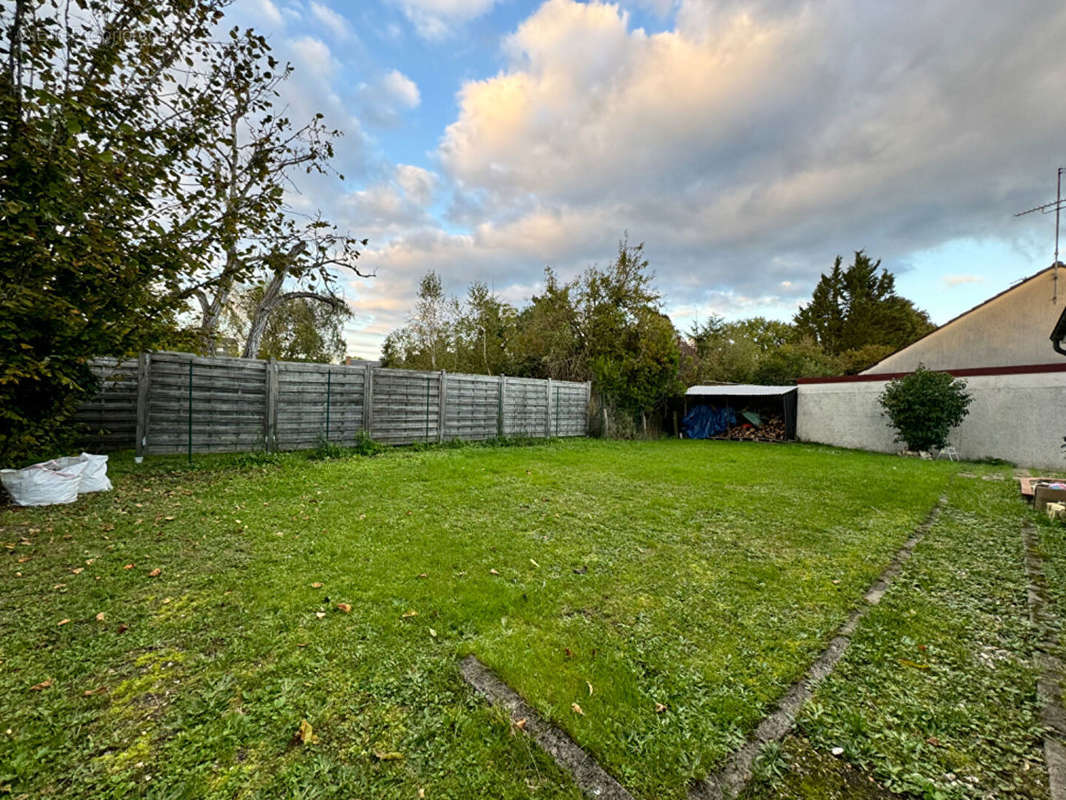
[172,33,367,357]
[225,283,350,363]
[794,251,934,367]
[0,0,232,462]
[511,268,580,379]
[453,282,518,375]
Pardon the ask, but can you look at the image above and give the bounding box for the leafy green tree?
[575,239,680,424]
[171,33,367,358]
[453,283,518,375]
[511,268,580,379]
[794,251,934,367]
[879,366,972,451]
[682,316,839,386]
[226,284,349,363]
[1,0,236,462]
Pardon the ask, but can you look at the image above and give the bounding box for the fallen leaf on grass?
[428,628,437,638]
[373,751,404,761]
[564,647,573,659]
[95,612,105,621]
[926,736,942,747]
[71,567,83,575]
[337,603,352,613]
[297,642,309,647]
[315,612,326,619]
[85,559,95,565]
[572,566,588,575]
[123,564,134,570]
[83,686,107,696]
[311,582,323,588]
[586,681,594,697]
[418,572,428,579]
[148,568,161,577]
[16,556,30,564]
[529,558,539,568]
[571,703,584,716]
[57,619,70,626]
[418,789,425,799]
[489,569,500,576]
[291,719,319,745]
[898,658,930,670]
[30,679,53,691]
[513,718,528,732]
[654,703,667,714]
[117,624,129,633]
[401,610,418,619]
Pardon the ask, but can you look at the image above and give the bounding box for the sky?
[226,0,1066,359]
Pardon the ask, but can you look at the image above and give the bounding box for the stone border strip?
[1021,521,1066,800]
[689,496,947,800]
[460,654,637,800]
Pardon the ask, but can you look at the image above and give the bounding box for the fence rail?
[74,351,590,456]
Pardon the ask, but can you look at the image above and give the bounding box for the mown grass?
[745,471,1049,800]
[1,439,964,798]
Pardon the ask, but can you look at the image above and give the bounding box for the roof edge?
[859,263,1062,374]
[798,362,1066,384]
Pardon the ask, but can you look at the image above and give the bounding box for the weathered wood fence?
[74,351,591,456]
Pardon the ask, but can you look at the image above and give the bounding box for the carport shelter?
[683,385,798,440]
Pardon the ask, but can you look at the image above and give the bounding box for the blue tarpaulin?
[682,405,736,439]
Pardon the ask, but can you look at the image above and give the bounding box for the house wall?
[798,371,1066,470]
[866,268,1065,373]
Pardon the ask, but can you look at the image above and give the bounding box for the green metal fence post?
[187,360,193,464]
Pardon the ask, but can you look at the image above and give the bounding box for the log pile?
[719,414,787,442]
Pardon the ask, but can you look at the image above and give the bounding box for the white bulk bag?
[51,453,112,493]
[0,463,82,506]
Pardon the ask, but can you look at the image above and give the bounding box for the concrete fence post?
[135,352,151,462]
[264,358,279,451]
[498,374,506,438]
[545,378,553,437]
[363,365,374,437]
[438,370,447,444]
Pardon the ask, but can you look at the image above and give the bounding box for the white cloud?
[252,0,284,27]
[274,0,1066,358]
[382,69,421,109]
[391,0,500,39]
[309,2,356,40]
[288,36,337,78]
[943,274,985,287]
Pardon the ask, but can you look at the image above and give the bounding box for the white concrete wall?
[798,371,1066,470]
[867,268,1065,373]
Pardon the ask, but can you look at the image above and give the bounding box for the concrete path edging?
[460,654,637,800]
[689,496,947,800]
[1021,521,1066,800]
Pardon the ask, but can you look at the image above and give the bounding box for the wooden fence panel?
[276,362,365,450]
[444,373,500,441]
[77,353,589,454]
[72,358,139,452]
[145,352,267,455]
[370,368,442,445]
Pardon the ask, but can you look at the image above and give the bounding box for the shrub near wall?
[878,365,972,451]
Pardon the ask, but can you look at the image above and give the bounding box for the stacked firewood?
[720,414,787,442]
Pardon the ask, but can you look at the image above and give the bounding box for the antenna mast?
[1015,166,1065,303]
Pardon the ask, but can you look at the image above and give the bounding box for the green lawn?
[0,440,1047,799]
[744,473,1047,800]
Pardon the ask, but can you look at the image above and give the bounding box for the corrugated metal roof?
[685,384,797,397]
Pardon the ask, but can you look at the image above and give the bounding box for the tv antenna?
[1015,166,1065,303]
